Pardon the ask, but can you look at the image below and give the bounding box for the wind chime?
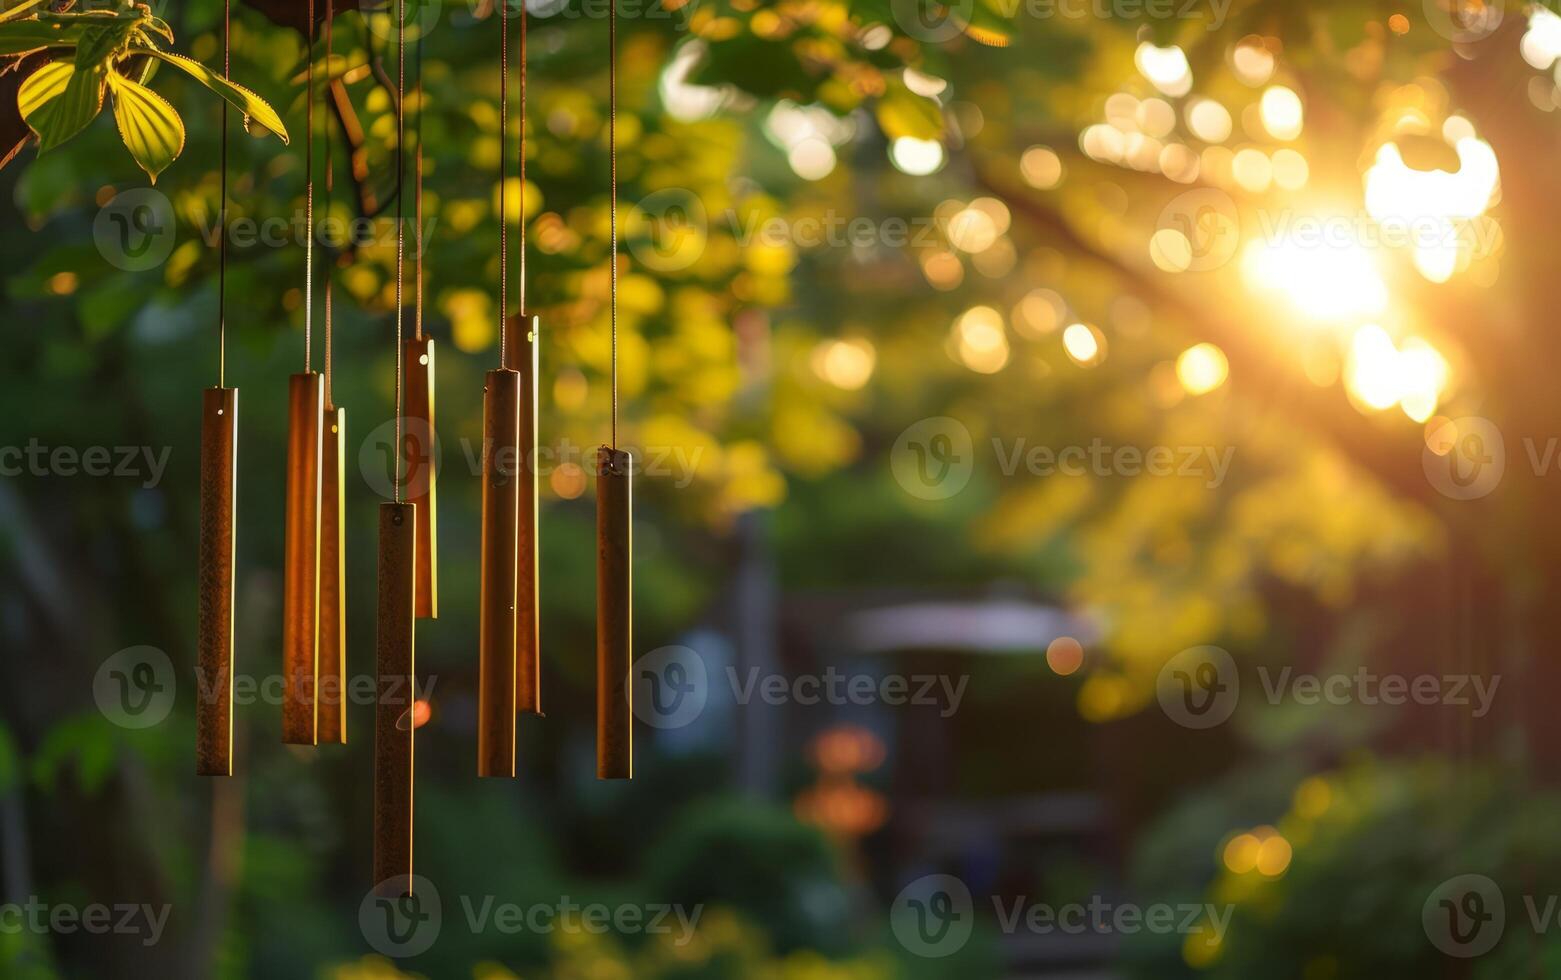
[198,0,638,894]
[478,0,545,779]
[195,0,238,778]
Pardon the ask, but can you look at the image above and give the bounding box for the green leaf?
[145,49,289,144]
[0,0,48,26]
[961,0,1016,47]
[74,23,128,68]
[18,59,109,152]
[876,79,944,142]
[108,71,183,182]
[0,18,85,55]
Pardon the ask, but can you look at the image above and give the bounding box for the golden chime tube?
[403,337,438,619]
[504,314,542,715]
[373,501,417,895]
[477,369,521,777]
[317,404,347,744]
[196,387,238,776]
[596,446,632,779]
[282,372,325,745]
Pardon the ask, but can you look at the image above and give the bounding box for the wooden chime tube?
[373,501,417,896]
[196,387,238,776]
[477,369,521,777]
[596,446,633,779]
[282,372,325,745]
[504,314,541,715]
[403,337,438,619]
[317,403,347,744]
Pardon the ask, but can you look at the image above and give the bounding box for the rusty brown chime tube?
[317,403,347,743]
[477,369,521,777]
[504,314,541,715]
[403,337,438,618]
[373,502,417,895]
[282,372,325,745]
[196,387,238,775]
[596,446,632,779]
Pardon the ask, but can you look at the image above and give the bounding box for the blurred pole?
[734,511,780,799]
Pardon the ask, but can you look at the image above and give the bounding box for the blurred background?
[3,0,1560,976]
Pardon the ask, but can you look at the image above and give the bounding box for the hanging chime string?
[394,0,407,503]
[217,0,230,387]
[324,0,334,404]
[518,0,526,315]
[608,0,617,450]
[415,19,425,340]
[305,0,316,374]
[498,0,509,366]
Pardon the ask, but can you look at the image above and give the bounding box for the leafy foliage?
[1,0,286,180]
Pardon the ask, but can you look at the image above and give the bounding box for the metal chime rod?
[318,0,348,745]
[478,367,520,776]
[479,0,522,776]
[404,331,437,618]
[597,0,633,780]
[374,0,418,897]
[373,501,416,895]
[282,373,325,744]
[509,0,542,717]
[197,387,237,775]
[196,0,237,777]
[406,31,438,620]
[283,1,325,745]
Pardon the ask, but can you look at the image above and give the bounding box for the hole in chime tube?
[506,313,543,716]
[196,386,238,776]
[478,368,521,777]
[373,501,417,898]
[596,446,633,780]
[282,372,325,746]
